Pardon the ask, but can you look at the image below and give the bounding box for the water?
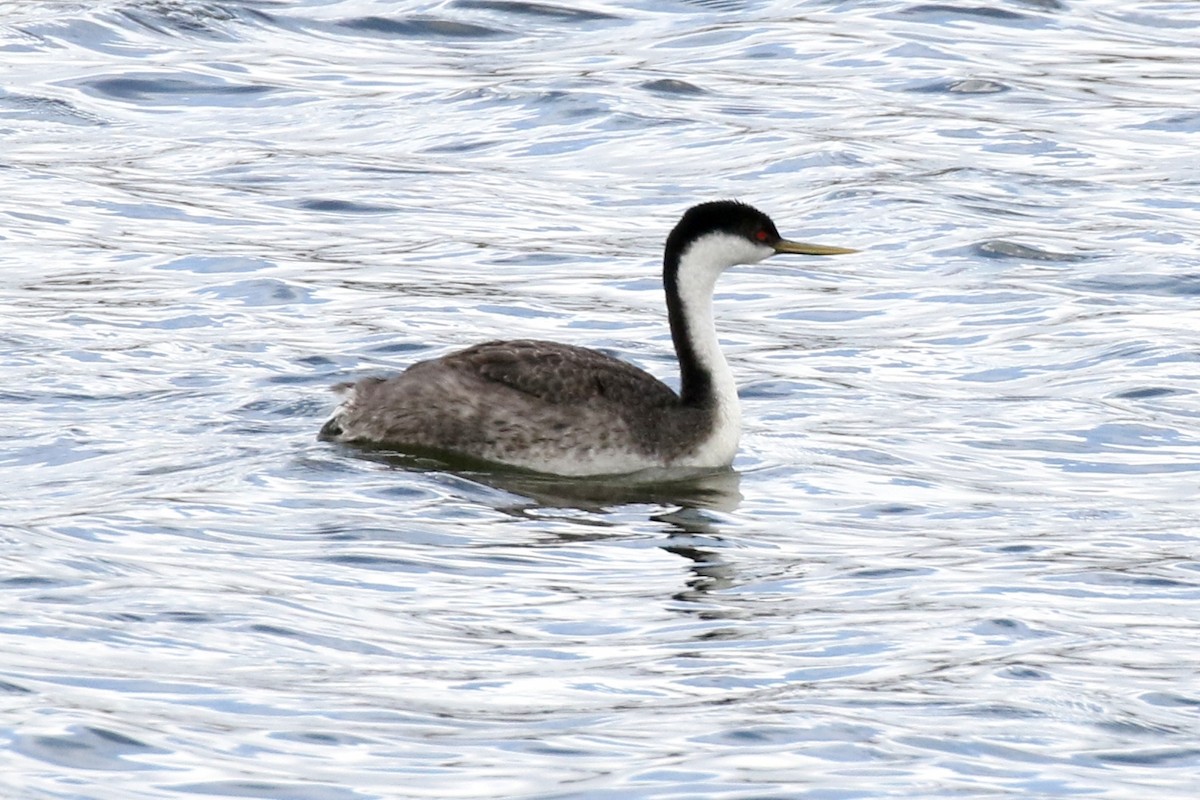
[3,0,1199,797]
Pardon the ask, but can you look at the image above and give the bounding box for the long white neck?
[667,233,773,466]
[675,264,740,426]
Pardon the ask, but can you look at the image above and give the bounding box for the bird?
[319,200,855,476]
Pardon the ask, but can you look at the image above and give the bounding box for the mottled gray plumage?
[319,200,855,475]
[320,339,714,473]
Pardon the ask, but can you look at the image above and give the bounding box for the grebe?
[319,200,855,475]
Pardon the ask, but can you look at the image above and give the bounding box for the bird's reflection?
[484,467,743,515]
[358,448,743,599]
[358,448,740,512]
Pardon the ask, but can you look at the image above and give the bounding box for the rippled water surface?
[4,1,1200,797]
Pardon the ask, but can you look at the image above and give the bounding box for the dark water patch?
[1112,387,1184,400]
[270,730,375,746]
[1053,571,1196,590]
[752,149,866,174]
[264,373,333,387]
[697,726,794,745]
[500,254,588,271]
[421,138,502,153]
[1097,717,1183,737]
[442,86,611,124]
[170,780,368,800]
[0,678,33,694]
[0,90,106,126]
[896,4,1031,23]
[48,674,223,695]
[1048,458,1200,475]
[197,278,317,306]
[1132,110,1200,133]
[520,89,610,122]
[903,78,1010,94]
[995,544,1038,553]
[901,732,1058,765]
[12,724,167,770]
[847,567,934,580]
[160,611,217,624]
[998,665,1048,680]
[452,0,619,22]
[115,1,281,41]
[365,341,429,356]
[499,739,595,757]
[75,73,276,107]
[247,624,394,656]
[1071,273,1200,297]
[67,194,225,223]
[968,703,1050,720]
[134,313,222,330]
[1,575,67,589]
[296,354,337,368]
[6,439,118,469]
[870,504,923,516]
[740,379,810,399]
[919,333,988,346]
[1141,692,1200,708]
[786,664,881,683]
[322,553,431,572]
[235,397,329,422]
[14,18,131,57]
[1107,8,1200,29]
[640,78,707,96]
[6,209,72,227]
[1131,351,1200,369]
[776,307,884,323]
[339,16,511,39]
[477,302,565,319]
[677,0,752,11]
[306,525,407,542]
[971,618,1057,642]
[1082,422,1190,449]
[974,240,1093,262]
[983,422,1193,456]
[298,198,395,214]
[1091,748,1200,767]
[818,448,911,468]
[157,256,274,274]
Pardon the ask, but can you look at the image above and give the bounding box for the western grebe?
[319,200,855,476]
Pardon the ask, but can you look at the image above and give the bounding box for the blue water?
[3,1,1200,797]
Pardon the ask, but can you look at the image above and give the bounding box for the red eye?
[755,229,769,242]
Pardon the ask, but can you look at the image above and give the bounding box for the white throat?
[672,232,774,467]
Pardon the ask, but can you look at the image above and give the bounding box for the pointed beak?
[773,238,857,256]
